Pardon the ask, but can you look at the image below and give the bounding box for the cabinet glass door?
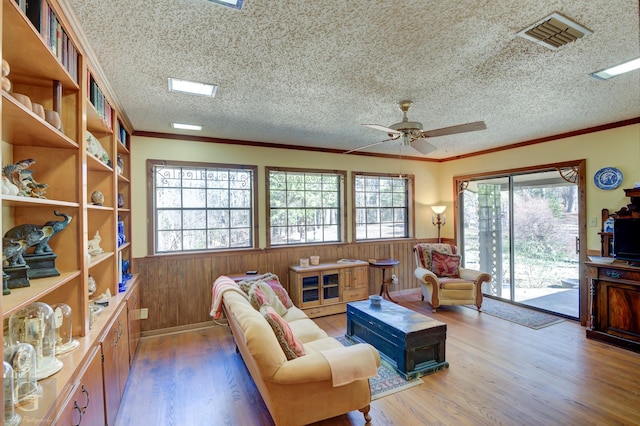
[322,272,340,302]
[301,275,320,305]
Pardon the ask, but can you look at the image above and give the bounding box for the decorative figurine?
[88,231,104,256]
[91,190,104,206]
[3,226,53,266]
[2,159,48,199]
[117,154,124,175]
[88,275,97,296]
[118,193,125,208]
[3,238,27,267]
[2,175,19,196]
[38,211,72,254]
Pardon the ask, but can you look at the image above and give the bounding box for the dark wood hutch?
[587,188,640,353]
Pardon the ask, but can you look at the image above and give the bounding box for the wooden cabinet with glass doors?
[289,260,369,318]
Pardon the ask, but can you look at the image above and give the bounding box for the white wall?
[130,123,640,257]
[130,137,442,258]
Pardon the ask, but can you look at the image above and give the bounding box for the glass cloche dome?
[4,342,41,404]
[8,302,64,380]
[50,303,80,355]
[3,360,22,426]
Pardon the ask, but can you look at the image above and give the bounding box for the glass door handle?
[575,236,580,254]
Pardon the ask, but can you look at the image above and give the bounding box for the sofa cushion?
[288,318,330,343]
[239,273,293,309]
[261,305,306,360]
[414,243,455,269]
[431,250,461,278]
[263,279,293,308]
[248,285,271,310]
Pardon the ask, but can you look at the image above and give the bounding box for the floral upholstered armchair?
[413,243,491,312]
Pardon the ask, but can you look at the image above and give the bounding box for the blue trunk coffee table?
[346,299,449,379]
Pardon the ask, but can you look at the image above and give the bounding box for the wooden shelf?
[87,204,115,212]
[2,0,79,89]
[2,92,79,149]
[2,1,135,421]
[88,251,115,268]
[86,99,113,134]
[2,271,81,317]
[1,195,80,208]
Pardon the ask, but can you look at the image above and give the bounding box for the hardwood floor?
[115,290,640,426]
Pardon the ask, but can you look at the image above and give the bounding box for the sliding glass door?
[459,166,581,319]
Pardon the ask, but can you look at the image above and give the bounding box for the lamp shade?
[431,205,446,215]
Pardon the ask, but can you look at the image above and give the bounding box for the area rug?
[336,335,422,400]
[466,298,564,329]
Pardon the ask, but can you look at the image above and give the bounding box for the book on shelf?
[117,120,129,148]
[15,0,27,13]
[23,0,79,83]
[88,74,113,129]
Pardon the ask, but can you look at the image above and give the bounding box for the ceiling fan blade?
[421,121,487,138]
[411,138,438,155]
[363,124,402,135]
[344,135,401,154]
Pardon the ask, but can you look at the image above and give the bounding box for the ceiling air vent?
[517,12,592,50]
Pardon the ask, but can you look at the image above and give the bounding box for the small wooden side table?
[368,258,399,303]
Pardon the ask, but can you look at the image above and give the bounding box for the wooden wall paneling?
[136,239,438,332]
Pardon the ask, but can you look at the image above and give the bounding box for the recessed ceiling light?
[207,0,243,10]
[590,57,640,81]
[172,123,203,131]
[168,78,217,97]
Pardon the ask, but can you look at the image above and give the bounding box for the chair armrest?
[269,343,380,385]
[459,268,491,284]
[415,267,439,284]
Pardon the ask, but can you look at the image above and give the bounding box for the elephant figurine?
[3,238,27,266]
[3,225,53,265]
[36,211,72,254]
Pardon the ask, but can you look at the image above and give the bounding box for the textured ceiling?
[63,0,640,160]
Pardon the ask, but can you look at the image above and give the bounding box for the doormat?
[466,298,564,329]
[336,335,422,400]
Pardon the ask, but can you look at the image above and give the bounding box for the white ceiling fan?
[346,100,486,155]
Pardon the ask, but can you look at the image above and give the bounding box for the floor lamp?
[431,205,446,243]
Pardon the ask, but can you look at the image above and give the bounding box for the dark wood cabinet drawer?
[599,267,640,282]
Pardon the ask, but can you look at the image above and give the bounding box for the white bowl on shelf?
[588,256,615,265]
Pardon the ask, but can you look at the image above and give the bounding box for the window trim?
[351,171,415,242]
[146,159,259,255]
[265,166,347,247]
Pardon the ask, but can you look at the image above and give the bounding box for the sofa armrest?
[459,268,491,284]
[415,267,439,284]
[269,343,380,385]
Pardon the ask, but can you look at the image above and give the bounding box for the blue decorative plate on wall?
[594,167,623,190]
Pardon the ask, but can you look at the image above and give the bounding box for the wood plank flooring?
[115,290,640,426]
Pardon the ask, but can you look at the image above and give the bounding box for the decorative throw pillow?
[256,281,289,316]
[263,279,294,309]
[248,286,271,310]
[431,250,461,278]
[260,305,305,360]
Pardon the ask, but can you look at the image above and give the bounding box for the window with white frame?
[148,160,257,254]
[267,168,345,246]
[354,173,412,240]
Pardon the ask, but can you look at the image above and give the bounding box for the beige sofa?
[214,275,380,425]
